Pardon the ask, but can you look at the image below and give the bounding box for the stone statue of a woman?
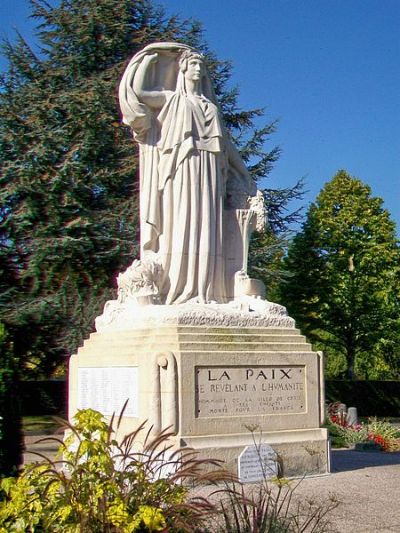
[118,42,263,306]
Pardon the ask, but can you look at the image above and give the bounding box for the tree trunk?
[346,347,356,380]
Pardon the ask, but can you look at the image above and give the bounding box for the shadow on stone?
[331,448,400,472]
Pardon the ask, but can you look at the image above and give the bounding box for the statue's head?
[178,50,205,82]
[174,48,214,100]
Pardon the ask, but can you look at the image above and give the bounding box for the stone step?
[77,343,314,357]
[81,342,311,353]
[90,326,301,337]
[23,434,59,466]
[87,331,307,345]
[90,333,306,344]
[85,339,310,351]
[78,331,314,356]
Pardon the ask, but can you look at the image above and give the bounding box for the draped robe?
[153,91,228,304]
[119,44,256,305]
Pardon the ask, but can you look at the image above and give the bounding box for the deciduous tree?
[279,170,400,379]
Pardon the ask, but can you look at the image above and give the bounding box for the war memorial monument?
[69,42,329,479]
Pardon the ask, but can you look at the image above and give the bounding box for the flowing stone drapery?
[118,42,259,305]
[95,42,294,330]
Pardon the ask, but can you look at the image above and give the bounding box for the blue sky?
[1,0,399,234]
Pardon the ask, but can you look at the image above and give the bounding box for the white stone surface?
[92,42,294,329]
[68,42,329,480]
[238,443,279,482]
[69,325,329,477]
[95,296,295,332]
[118,42,264,307]
[77,366,138,417]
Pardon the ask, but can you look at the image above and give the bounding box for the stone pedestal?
[69,324,329,479]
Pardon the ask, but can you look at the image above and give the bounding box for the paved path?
[23,433,62,464]
[289,449,400,532]
[23,435,400,532]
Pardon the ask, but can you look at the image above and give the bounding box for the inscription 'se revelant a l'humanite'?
[195,366,305,417]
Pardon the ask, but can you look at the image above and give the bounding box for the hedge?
[325,380,400,417]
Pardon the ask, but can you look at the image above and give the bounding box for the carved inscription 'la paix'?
[196,366,305,417]
[207,367,294,382]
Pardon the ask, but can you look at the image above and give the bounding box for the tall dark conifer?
[1,0,300,376]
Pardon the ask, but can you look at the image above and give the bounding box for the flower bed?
[326,402,400,451]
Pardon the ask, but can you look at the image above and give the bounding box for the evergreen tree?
[1,0,301,377]
[279,170,400,379]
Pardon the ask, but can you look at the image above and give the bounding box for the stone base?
[183,429,329,478]
[95,297,295,332]
[69,324,329,479]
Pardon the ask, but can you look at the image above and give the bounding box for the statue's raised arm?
[118,42,265,307]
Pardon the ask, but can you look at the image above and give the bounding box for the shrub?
[0,409,228,532]
[323,423,347,449]
[333,424,369,448]
[366,417,400,441]
[1,410,339,532]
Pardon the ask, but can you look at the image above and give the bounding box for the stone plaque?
[195,365,305,417]
[238,443,278,482]
[78,366,138,417]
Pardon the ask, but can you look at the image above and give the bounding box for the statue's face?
[184,57,203,82]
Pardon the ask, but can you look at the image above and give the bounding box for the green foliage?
[329,417,400,452]
[1,0,206,376]
[1,410,339,532]
[354,441,382,452]
[367,417,400,442]
[279,170,400,379]
[322,419,347,449]
[0,323,23,478]
[331,423,369,448]
[0,409,228,532]
[0,0,300,378]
